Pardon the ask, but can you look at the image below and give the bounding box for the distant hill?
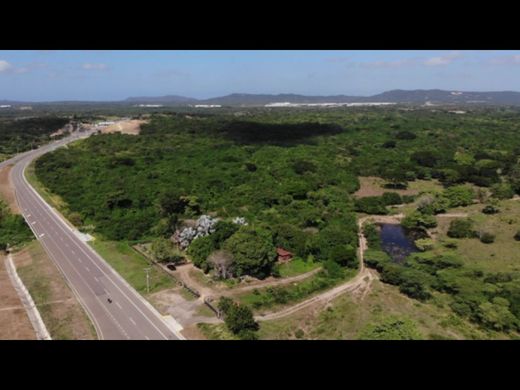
[5,90,520,107]
[199,90,520,106]
[124,95,198,104]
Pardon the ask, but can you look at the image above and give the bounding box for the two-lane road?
[6,132,183,340]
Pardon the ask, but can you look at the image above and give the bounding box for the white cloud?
[361,58,416,68]
[82,63,108,70]
[0,60,13,72]
[489,54,520,65]
[424,51,462,66]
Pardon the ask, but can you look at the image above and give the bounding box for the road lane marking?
[39,233,45,238]
[115,302,122,309]
[129,317,136,326]
[85,266,90,272]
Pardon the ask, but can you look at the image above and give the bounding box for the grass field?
[89,239,176,295]
[237,269,357,313]
[256,279,508,340]
[275,258,320,278]
[432,198,520,273]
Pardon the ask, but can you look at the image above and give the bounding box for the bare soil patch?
[0,254,35,339]
[0,165,20,214]
[354,177,417,198]
[101,120,147,135]
[13,241,97,340]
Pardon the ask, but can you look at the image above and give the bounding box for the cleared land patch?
[100,120,146,135]
[0,254,35,339]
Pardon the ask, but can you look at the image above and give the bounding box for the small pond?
[379,223,419,264]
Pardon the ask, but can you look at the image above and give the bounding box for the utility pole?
[144,268,151,294]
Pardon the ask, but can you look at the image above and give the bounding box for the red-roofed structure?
[276,247,293,263]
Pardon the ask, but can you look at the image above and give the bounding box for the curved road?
[2,131,184,340]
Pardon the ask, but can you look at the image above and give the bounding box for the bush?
[402,211,437,230]
[358,316,422,340]
[514,231,520,241]
[444,185,475,208]
[382,192,403,205]
[482,205,500,214]
[447,219,474,239]
[354,196,388,214]
[218,297,259,336]
[479,230,496,244]
[187,235,216,269]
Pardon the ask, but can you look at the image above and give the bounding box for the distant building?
[0,105,11,108]
[276,247,293,263]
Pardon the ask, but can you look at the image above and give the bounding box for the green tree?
[477,297,518,331]
[223,226,277,278]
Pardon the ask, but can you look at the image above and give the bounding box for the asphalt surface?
[2,132,183,340]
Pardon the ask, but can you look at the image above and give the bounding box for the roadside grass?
[197,322,239,340]
[195,303,216,318]
[257,279,502,340]
[274,257,320,278]
[89,238,176,296]
[15,240,97,340]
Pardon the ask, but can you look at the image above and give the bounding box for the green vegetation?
[0,200,33,250]
[0,116,69,160]
[217,297,259,339]
[358,316,423,340]
[238,267,355,310]
[27,107,520,339]
[89,238,175,295]
[274,257,320,278]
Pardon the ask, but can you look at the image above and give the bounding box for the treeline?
[0,116,70,158]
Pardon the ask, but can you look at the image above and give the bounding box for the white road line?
[129,317,136,326]
[115,302,122,309]
[85,266,90,272]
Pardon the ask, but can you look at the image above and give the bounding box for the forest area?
[32,106,520,338]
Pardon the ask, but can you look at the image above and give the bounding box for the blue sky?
[1,50,520,101]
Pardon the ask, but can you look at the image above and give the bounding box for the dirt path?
[437,212,468,218]
[172,263,323,299]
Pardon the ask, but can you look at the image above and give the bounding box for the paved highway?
[3,131,184,340]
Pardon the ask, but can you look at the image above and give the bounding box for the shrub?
[514,231,520,241]
[354,196,387,215]
[482,205,500,214]
[382,192,403,205]
[444,185,475,208]
[479,230,496,244]
[358,316,422,340]
[447,219,474,239]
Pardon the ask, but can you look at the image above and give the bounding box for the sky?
[1,50,520,101]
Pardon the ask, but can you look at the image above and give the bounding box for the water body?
[379,223,418,264]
